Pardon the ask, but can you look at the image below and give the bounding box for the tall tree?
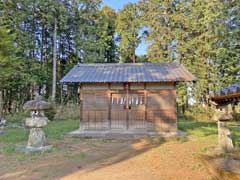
[139,0,188,61]
[1,0,105,101]
[52,17,57,102]
[74,0,105,63]
[215,0,240,87]
[0,17,36,114]
[116,2,141,63]
[97,5,117,62]
[139,0,237,108]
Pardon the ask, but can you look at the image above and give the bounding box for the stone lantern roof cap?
[23,95,52,111]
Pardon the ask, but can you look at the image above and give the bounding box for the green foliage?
[0,0,239,118]
[74,1,117,63]
[183,105,215,122]
[215,0,240,86]
[139,0,239,108]
[54,104,80,121]
[44,108,57,121]
[0,0,119,113]
[139,0,187,61]
[5,111,28,124]
[0,21,28,91]
[229,125,240,147]
[97,5,117,62]
[116,2,141,62]
[232,112,240,122]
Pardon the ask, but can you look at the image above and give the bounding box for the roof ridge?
[76,61,180,67]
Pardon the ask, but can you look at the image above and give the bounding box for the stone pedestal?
[218,121,234,152]
[25,117,48,148]
[27,128,46,147]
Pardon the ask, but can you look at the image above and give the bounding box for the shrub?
[54,104,80,121]
[182,105,215,121]
[5,111,28,124]
[45,108,57,121]
[232,112,240,121]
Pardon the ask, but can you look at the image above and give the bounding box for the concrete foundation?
[67,129,186,139]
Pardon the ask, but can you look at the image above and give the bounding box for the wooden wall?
[79,82,176,133]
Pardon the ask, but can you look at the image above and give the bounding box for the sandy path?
[59,137,214,180]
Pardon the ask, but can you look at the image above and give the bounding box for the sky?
[102,0,147,55]
[102,0,138,11]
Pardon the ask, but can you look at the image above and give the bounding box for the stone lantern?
[18,95,53,151]
[213,106,234,152]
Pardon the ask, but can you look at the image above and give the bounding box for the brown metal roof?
[60,62,197,83]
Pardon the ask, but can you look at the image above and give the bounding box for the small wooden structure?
[211,82,240,107]
[210,82,240,152]
[61,62,196,135]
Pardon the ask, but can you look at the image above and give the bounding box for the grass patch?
[228,122,240,147]
[0,128,28,155]
[44,119,79,139]
[0,120,79,143]
[178,120,217,137]
[0,128,28,143]
[1,144,16,155]
[178,120,240,148]
[0,119,79,155]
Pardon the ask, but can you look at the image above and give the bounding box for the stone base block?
[16,145,53,152]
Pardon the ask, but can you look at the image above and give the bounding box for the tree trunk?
[182,105,185,114]
[0,91,3,117]
[132,54,136,63]
[52,17,57,102]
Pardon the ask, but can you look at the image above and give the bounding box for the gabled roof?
[60,62,197,83]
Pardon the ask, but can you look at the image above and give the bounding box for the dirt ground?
[0,135,236,180]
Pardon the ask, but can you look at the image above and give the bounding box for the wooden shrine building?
[61,62,196,136]
[210,82,240,119]
[210,82,240,107]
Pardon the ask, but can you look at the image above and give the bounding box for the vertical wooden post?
[108,83,111,129]
[94,92,96,130]
[0,91,3,118]
[79,84,83,130]
[126,83,129,130]
[144,83,147,128]
[173,82,177,129]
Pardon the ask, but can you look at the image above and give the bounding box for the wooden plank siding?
[80,82,177,133]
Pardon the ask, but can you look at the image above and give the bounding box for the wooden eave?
[210,92,240,103]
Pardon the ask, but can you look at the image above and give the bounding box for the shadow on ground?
[0,136,166,180]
